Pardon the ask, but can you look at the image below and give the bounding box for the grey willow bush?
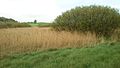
[52,5,120,37]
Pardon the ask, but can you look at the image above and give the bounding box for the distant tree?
[0,17,18,24]
[34,20,37,23]
[0,17,31,28]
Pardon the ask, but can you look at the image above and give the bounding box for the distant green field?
[29,23,39,27]
[0,42,120,68]
[29,22,51,27]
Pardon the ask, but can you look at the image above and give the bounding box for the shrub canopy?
[52,5,120,37]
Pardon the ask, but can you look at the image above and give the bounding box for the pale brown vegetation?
[0,27,98,58]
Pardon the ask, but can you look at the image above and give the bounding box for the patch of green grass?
[29,23,39,27]
[38,22,51,27]
[29,22,50,27]
[0,43,120,68]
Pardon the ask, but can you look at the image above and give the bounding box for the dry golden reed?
[0,27,98,58]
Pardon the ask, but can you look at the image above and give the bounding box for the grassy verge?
[0,42,120,68]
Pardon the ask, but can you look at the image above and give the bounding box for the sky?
[0,0,120,22]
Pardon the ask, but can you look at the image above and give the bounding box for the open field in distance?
[29,23,50,27]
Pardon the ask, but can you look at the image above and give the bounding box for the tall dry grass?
[0,27,98,58]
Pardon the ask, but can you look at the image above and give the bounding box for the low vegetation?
[0,17,31,28]
[0,42,120,68]
[29,22,51,27]
[0,28,97,59]
[29,23,39,27]
[38,23,51,27]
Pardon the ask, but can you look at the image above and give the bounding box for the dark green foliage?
[13,23,31,28]
[34,20,37,23]
[0,17,18,23]
[1,43,120,68]
[0,17,31,28]
[52,5,120,37]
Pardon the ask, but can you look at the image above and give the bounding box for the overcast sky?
[0,0,120,22]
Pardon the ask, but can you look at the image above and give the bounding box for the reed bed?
[0,27,98,58]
